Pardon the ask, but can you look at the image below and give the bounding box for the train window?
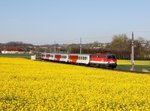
[78,56,81,60]
[78,56,88,60]
[62,56,66,59]
[46,54,50,57]
[112,55,116,59]
[107,55,116,59]
[96,55,100,58]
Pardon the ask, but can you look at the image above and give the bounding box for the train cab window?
[107,55,116,59]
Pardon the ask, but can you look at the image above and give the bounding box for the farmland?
[117,60,150,72]
[0,58,150,110]
[0,53,40,60]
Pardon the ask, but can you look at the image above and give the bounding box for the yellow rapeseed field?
[0,57,150,111]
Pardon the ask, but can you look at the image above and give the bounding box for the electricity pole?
[131,32,135,71]
[80,38,82,54]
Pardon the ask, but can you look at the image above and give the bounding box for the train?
[40,53,117,69]
[40,52,117,69]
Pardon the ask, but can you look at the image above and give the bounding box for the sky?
[0,0,150,44]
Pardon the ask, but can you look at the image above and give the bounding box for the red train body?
[40,53,117,68]
[54,54,61,61]
[68,54,78,63]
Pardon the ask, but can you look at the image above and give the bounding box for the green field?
[0,53,41,60]
[117,60,150,73]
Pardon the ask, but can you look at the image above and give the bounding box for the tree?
[108,34,130,59]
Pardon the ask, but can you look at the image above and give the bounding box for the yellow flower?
[0,57,150,110]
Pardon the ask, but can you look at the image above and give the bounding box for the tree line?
[1,35,150,60]
[106,34,150,60]
[64,34,150,60]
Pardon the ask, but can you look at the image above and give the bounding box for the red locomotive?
[41,53,117,69]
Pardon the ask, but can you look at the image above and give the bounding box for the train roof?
[41,52,115,56]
